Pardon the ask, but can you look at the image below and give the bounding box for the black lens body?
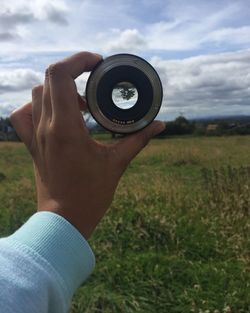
[86,54,163,134]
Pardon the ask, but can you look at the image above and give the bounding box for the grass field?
[0,136,249,313]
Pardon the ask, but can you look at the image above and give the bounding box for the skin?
[10,51,165,239]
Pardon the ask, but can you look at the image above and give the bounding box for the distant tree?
[119,86,136,101]
[218,121,229,130]
[0,117,20,141]
[175,116,189,126]
[156,116,195,137]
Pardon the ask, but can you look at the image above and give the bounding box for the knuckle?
[32,85,43,97]
[37,126,47,145]
[47,124,58,137]
[47,123,66,142]
[45,62,65,78]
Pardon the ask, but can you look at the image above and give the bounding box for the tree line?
[2,115,250,142]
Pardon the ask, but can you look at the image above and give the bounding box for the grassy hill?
[0,136,249,313]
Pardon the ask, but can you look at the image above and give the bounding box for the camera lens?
[86,54,163,134]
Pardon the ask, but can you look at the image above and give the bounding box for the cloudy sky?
[0,0,250,120]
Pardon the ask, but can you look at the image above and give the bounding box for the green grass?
[0,136,250,313]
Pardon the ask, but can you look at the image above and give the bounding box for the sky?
[0,0,250,120]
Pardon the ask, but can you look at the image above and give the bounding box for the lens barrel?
[86,54,163,133]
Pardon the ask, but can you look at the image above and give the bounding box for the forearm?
[0,212,95,313]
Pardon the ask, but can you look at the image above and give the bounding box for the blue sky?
[0,0,250,120]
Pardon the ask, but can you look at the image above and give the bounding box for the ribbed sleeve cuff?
[8,212,95,297]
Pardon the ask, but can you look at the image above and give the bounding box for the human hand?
[10,52,165,238]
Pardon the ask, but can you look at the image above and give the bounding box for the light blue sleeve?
[0,211,95,313]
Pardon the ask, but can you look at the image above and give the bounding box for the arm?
[0,52,165,313]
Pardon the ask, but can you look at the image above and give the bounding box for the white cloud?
[0,0,68,21]
[0,0,68,43]
[103,29,146,53]
[0,101,20,117]
[0,69,43,93]
[203,26,250,46]
[75,72,91,95]
[1,0,250,119]
[0,32,17,41]
[0,0,249,54]
[0,88,35,116]
[151,50,250,119]
[0,68,90,117]
[1,50,249,119]
[145,2,245,51]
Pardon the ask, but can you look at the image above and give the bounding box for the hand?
[10,52,165,238]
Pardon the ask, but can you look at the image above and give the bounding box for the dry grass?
[1,136,250,313]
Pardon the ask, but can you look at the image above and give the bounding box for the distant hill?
[191,115,250,124]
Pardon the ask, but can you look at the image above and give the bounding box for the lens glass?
[112,81,138,110]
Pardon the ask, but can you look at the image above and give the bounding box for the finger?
[40,70,52,125]
[55,51,102,79]
[9,102,34,148]
[47,52,102,124]
[114,121,165,167]
[32,85,43,129]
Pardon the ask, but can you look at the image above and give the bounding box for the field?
[0,136,249,313]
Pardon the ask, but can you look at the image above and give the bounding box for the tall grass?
[0,137,250,312]
[201,166,250,217]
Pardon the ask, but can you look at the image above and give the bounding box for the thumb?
[10,102,34,148]
[115,120,165,166]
